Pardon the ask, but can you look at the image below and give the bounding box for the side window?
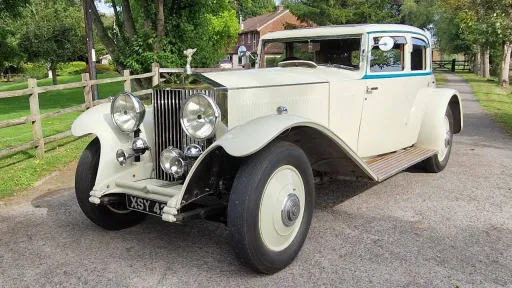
[411,38,428,71]
[370,36,407,73]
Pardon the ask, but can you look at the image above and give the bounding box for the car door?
[357,34,416,158]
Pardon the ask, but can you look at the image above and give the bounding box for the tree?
[234,0,276,20]
[284,0,403,26]
[0,0,29,73]
[18,0,85,85]
[89,0,239,85]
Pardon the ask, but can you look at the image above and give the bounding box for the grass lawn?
[434,72,447,87]
[0,73,123,199]
[456,72,512,135]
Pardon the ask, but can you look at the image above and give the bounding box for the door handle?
[366,86,379,93]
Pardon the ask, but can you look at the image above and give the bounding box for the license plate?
[126,195,167,216]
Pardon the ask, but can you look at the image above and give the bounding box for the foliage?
[93,64,116,74]
[93,0,240,77]
[18,0,86,84]
[0,0,29,70]
[284,0,403,26]
[20,62,48,79]
[234,0,276,19]
[57,62,87,76]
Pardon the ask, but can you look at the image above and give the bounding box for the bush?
[94,63,115,74]
[20,63,48,79]
[57,61,86,76]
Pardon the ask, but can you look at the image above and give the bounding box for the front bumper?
[89,178,183,223]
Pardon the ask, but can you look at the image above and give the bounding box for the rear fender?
[168,115,378,209]
[71,103,155,192]
[415,88,463,151]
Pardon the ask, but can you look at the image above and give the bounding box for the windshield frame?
[257,34,364,71]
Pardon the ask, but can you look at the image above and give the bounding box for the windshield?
[260,36,362,70]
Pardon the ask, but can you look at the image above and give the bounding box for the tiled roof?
[242,10,289,32]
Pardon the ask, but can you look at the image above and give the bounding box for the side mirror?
[377,36,395,51]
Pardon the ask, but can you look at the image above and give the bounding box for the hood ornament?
[184,48,197,74]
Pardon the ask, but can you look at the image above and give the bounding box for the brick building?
[228,4,310,67]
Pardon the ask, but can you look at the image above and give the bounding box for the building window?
[241,34,244,45]
[248,33,251,46]
[253,33,257,50]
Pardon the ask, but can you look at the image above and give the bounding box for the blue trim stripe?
[362,72,432,80]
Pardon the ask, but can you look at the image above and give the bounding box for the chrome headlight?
[180,93,221,140]
[160,147,185,177]
[110,92,146,133]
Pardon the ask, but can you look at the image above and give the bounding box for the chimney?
[240,15,244,31]
[277,3,284,12]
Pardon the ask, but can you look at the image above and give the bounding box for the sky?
[97,0,113,14]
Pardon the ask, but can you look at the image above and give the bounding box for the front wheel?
[75,138,146,230]
[421,106,454,172]
[228,141,315,274]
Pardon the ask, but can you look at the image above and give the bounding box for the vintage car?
[71,24,463,274]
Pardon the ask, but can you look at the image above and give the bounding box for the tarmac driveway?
[0,73,511,287]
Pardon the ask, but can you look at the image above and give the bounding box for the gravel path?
[1,73,511,287]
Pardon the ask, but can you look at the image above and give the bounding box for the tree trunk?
[483,47,490,79]
[6,67,9,82]
[155,0,165,53]
[140,0,152,30]
[121,0,136,38]
[88,0,145,90]
[474,48,481,76]
[50,63,57,85]
[499,43,512,87]
[111,0,124,33]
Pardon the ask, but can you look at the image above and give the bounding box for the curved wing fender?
[415,88,463,152]
[167,115,378,209]
[71,103,155,192]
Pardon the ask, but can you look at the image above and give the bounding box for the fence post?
[124,70,131,92]
[152,62,160,87]
[451,59,456,72]
[82,73,93,108]
[28,78,44,157]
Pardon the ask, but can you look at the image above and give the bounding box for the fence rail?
[0,64,163,159]
[432,59,470,72]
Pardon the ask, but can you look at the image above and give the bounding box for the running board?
[365,147,437,182]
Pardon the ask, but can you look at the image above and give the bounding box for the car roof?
[261,24,428,41]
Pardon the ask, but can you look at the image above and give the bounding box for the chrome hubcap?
[281,193,300,227]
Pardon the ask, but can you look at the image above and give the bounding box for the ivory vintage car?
[72,24,462,274]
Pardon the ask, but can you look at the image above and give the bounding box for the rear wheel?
[228,141,315,274]
[422,107,454,173]
[75,138,146,230]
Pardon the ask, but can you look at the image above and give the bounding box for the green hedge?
[57,61,87,76]
[20,63,47,79]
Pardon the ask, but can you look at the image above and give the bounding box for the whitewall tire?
[421,107,454,172]
[228,141,314,274]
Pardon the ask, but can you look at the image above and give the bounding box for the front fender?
[71,103,155,191]
[415,88,463,151]
[167,115,377,209]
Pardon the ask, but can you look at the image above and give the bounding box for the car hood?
[203,67,358,89]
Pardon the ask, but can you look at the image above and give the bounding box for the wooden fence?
[432,59,470,72]
[0,63,162,159]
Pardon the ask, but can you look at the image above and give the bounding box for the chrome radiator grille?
[152,89,215,181]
